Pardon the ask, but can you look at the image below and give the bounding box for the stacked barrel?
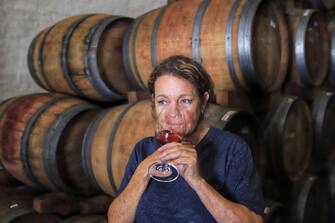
[0,0,334,222]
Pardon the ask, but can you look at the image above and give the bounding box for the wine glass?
[148,107,185,183]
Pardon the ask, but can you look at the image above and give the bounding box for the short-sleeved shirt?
[116,127,265,223]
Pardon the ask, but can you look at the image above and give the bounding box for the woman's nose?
[167,103,181,118]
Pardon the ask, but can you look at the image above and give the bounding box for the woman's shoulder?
[206,127,246,144]
[132,136,158,157]
[202,127,251,155]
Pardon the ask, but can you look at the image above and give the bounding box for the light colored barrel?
[123,0,288,92]
[83,100,155,196]
[28,14,133,102]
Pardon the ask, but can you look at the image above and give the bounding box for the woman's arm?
[188,177,263,223]
[108,151,160,223]
[107,171,148,223]
[159,142,263,223]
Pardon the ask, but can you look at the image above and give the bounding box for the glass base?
[148,162,179,182]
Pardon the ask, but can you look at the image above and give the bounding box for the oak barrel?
[287,9,330,87]
[310,91,335,171]
[327,19,335,89]
[82,100,155,196]
[263,96,313,185]
[28,14,133,102]
[123,0,288,92]
[291,176,331,223]
[0,93,100,195]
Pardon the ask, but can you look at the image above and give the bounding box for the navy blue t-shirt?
[116,128,265,222]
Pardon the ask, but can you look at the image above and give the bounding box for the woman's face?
[153,74,208,137]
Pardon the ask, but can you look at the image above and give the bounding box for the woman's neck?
[186,121,209,145]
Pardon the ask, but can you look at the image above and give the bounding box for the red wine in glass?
[148,130,182,182]
[155,130,182,145]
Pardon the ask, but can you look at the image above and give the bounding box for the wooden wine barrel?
[83,100,264,196]
[263,96,313,185]
[82,100,155,196]
[123,0,288,92]
[291,176,331,223]
[310,91,335,171]
[288,9,329,87]
[28,14,133,102]
[203,104,265,177]
[327,19,335,89]
[61,215,106,223]
[0,93,100,195]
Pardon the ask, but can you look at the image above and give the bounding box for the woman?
[108,55,265,223]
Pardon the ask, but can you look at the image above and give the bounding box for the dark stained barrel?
[288,9,329,87]
[310,91,335,171]
[123,0,288,92]
[0,93,100,195]
[28,14,133,102]
[327,19,335,89]
[263,96,313,185]
[290,176,331,223]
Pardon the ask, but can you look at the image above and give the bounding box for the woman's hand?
[132,149,163,184]
[158,142,201,185]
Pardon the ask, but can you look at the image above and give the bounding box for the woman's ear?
[202,92,210,112]
[150,94,157,119]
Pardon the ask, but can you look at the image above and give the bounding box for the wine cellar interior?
[1,0,335,222]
